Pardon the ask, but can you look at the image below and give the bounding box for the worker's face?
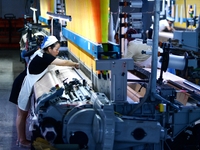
[48,43,60,57]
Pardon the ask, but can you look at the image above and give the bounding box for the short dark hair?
[126,28,137,42]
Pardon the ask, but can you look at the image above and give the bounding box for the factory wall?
[39,0,54,34]
[0,0,40,19]
[39,0,54,20]
[0,0,41,49]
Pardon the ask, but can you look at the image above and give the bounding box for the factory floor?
[0,49,30,150]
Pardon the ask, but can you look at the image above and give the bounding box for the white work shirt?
[150,19,169,31]
[159,19,169,31]
[124,39,163,68]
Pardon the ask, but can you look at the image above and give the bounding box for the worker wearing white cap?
[123,28,162,68]
[124,38,163,68]
[159,16,175,32]
[9,35,79,148]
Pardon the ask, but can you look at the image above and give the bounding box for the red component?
[155,105,159,110]
[55,84,59,89]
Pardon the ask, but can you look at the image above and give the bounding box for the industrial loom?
[28,0,200,150]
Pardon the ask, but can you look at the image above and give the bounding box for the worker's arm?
[124,42,137,59]
[166,26,175,32]
[51,58,79,68]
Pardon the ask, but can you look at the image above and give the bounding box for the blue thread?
[41,36,48,49]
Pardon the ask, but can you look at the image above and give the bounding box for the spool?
[146,39,152,46]
[168,53,188,70]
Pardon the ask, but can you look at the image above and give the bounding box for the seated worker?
[124,33,176,74]
[123,38,163,68]
[159,16,175,32]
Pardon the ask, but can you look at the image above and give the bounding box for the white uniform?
[124,39,163,68]
[18,50,48,111]
[159,19,169,31]
[149,19,169,31]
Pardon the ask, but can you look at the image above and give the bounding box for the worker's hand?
[170,27,175,32]
[74,63,79,69]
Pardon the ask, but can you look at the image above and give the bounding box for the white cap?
[166,16,175,22]
[41,36,58,49]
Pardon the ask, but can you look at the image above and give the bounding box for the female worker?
[9,35,79,148]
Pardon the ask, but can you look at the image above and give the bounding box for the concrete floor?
[0,49,30,150]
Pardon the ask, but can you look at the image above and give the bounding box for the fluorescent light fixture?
[47,12,72,22]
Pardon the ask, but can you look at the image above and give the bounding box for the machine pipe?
[150,0,160,101]
[129,0,160,115]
